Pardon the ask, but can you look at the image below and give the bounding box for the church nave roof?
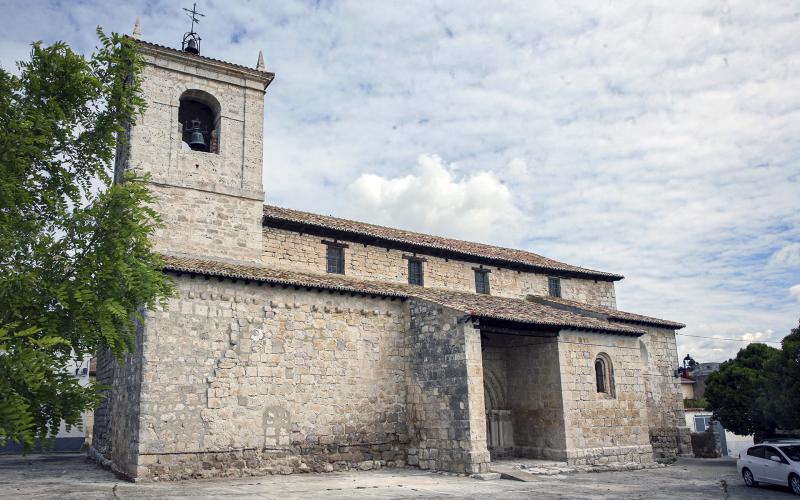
[263,205,624,282]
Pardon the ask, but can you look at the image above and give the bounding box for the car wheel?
[742,468,758,487]
[789,473,800,496]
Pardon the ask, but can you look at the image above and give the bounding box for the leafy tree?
[0,29,173,450]
[705,322,800,439]
[765,320,800,431]
[705,343,780,437]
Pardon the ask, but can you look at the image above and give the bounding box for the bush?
[684,398,710,410]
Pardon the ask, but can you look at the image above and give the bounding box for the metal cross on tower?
[181,3,205,54]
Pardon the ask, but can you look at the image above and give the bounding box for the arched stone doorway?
[483,368,514,458]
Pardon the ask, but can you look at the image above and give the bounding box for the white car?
[737,441,800,495]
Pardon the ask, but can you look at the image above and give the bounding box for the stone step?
[488,465,540,482]
[471,472,502,481]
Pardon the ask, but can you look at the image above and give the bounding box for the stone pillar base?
[676,426,694,458]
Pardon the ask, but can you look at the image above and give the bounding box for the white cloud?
[742,329,773,343]
[790,284,800,302]
[347,154,524,245]
[770,243,800,268]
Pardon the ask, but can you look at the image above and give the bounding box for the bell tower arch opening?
[178,89,221,153]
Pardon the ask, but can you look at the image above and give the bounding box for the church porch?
[476,320,656,467]
[478,322,568,462]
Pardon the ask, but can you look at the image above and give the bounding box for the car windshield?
[780,445,800,462]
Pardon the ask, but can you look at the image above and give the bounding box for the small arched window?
[595,353,615,397]
[178,89,221,154]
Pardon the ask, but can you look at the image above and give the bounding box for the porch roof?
[528,295,685,329]
[161,254,644,336]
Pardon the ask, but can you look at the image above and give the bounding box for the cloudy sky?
[2,1,798,362]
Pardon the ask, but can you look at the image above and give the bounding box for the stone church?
[92,24,693,481]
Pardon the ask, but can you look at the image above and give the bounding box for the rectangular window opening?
[408,259,424,286]
[326,245,344,274]
[548,277,561,298]
[694,415,710,432]
[475,270,490,294]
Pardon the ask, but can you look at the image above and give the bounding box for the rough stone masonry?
[91,29,692,481]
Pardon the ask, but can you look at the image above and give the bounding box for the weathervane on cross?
[181,3,205,55]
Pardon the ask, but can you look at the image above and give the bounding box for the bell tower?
[120,16,274,264]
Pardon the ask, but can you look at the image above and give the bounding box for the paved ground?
[0,454,796,499]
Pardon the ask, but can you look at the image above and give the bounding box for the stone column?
[406,300,490,474]
[676,425,695,457]
[462,319,491,472]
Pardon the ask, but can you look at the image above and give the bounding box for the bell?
[189,129,206,150]
[185,37,199,54]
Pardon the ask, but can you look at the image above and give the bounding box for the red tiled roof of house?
[263,205,624,281]
[161,255,643,336]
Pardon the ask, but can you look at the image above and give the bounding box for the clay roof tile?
[263,205,624,281]
[160,255,643,335]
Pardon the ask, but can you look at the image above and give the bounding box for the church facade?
[91,32,693,481]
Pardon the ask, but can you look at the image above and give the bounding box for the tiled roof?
[133,38,275,83]
[161,255,643,335]
[262,205,624,281]
[529,295,685,329]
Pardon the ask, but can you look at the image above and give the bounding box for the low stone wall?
[563,445,655,466]
[650,428,679,462]
[137,446,406,481]
[691,428,722,458]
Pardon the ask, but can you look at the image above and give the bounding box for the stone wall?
[149,184,264,265]
[691,426,723,458]
[557,330,654,465]
[406,300,490,474]
[132,275,410,480]
[638,325,693,461]
[481,345,515,457]
[91,349,114,459]
[506,337,568,460]
[128,45,267,265]
[132,54,266,195]
[262,227,617,307]
[91,312,146,479]
[480,335,569,460]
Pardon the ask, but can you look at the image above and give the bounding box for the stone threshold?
[490,458,666,481]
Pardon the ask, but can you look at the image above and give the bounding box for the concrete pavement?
[0,454,796,499]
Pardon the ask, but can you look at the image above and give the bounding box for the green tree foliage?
[683,398,709,410]
[705,343,779,436]
[765,321,800,431]
[0,29,173,450]
[705,321,800,438]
